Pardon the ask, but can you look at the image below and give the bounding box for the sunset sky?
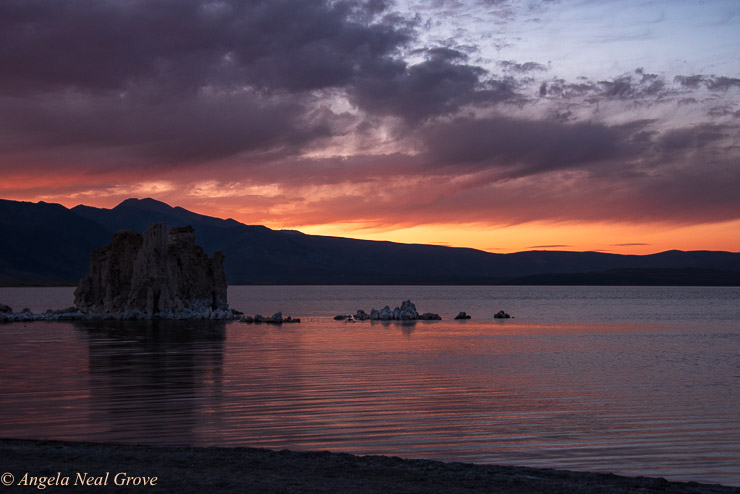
[1,0,739,254]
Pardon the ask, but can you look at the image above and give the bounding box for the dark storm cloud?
[498,61,547,73]
[659,124,731,152]
[705,76,740,91]
[632,153,740,224]
[348,48,517,123]
[0,0,517,120]
[539,79,595,99]
[419,116,649,176]
[600,70,666,99]
[0,89,334,165]
[0,0,412,95]
[0,0,423,164]
[674,74,740,92]
[0,0,523,163]
[422,46,470,62]
[674,75,705,89]
[542,70,670,102]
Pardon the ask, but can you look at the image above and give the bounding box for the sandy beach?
[1,438,738,493]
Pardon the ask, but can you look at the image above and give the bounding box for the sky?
[1,0,739,254]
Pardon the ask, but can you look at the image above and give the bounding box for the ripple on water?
[0,286,739,487]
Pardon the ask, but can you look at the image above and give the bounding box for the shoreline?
[2,439,737,493]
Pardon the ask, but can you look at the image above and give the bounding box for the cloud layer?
[1,0,739,251]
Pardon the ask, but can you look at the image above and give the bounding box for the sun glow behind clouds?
[189,180,282,199]
[297,220,740,255]
[6,178,740,254]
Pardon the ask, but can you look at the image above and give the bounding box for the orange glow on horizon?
[292,220,740,255]
[4,191,739,255]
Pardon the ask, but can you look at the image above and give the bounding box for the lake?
[0,285,739,486]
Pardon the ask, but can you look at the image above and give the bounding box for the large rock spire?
[74,223,229,318]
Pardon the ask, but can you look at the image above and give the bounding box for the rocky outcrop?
[494,310,511,319]
[454,311,471,320]
[73,223,232,319]
[345,300,441,321]
[240,312,301,324]
[418,312,442,320]
[0,307,85,323]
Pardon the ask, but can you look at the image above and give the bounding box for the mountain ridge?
[1,197,739,286]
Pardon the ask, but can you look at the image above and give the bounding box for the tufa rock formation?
[349,300,441,321]
[240,312,301,324]
[74,223,230,319]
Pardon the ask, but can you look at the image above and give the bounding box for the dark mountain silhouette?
[0,199,112,285]
[2,197,739,285]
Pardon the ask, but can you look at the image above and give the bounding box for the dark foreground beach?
[1,439,738,493]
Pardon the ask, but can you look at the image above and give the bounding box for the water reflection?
[369,319,418,335]
[74,320,226,445]
[0,312,738,487]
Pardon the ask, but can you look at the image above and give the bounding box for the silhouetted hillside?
[0,199,112,284]
[1,198,739,285]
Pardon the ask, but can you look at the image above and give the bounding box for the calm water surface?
[0,286,739,486]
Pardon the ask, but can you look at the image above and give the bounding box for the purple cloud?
[0,0,739,241]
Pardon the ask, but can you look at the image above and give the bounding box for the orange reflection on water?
[1,317,738,487]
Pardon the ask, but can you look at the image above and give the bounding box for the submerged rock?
[454,312,471,320]
[494,310,511,319]
[73,223,233,320]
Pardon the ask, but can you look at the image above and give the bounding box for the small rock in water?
[0,304,13,314]
[494,310,511,319]
[355,310,371,321]
[454,311,471,320]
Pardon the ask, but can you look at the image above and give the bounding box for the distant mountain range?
[1,197,739,286]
